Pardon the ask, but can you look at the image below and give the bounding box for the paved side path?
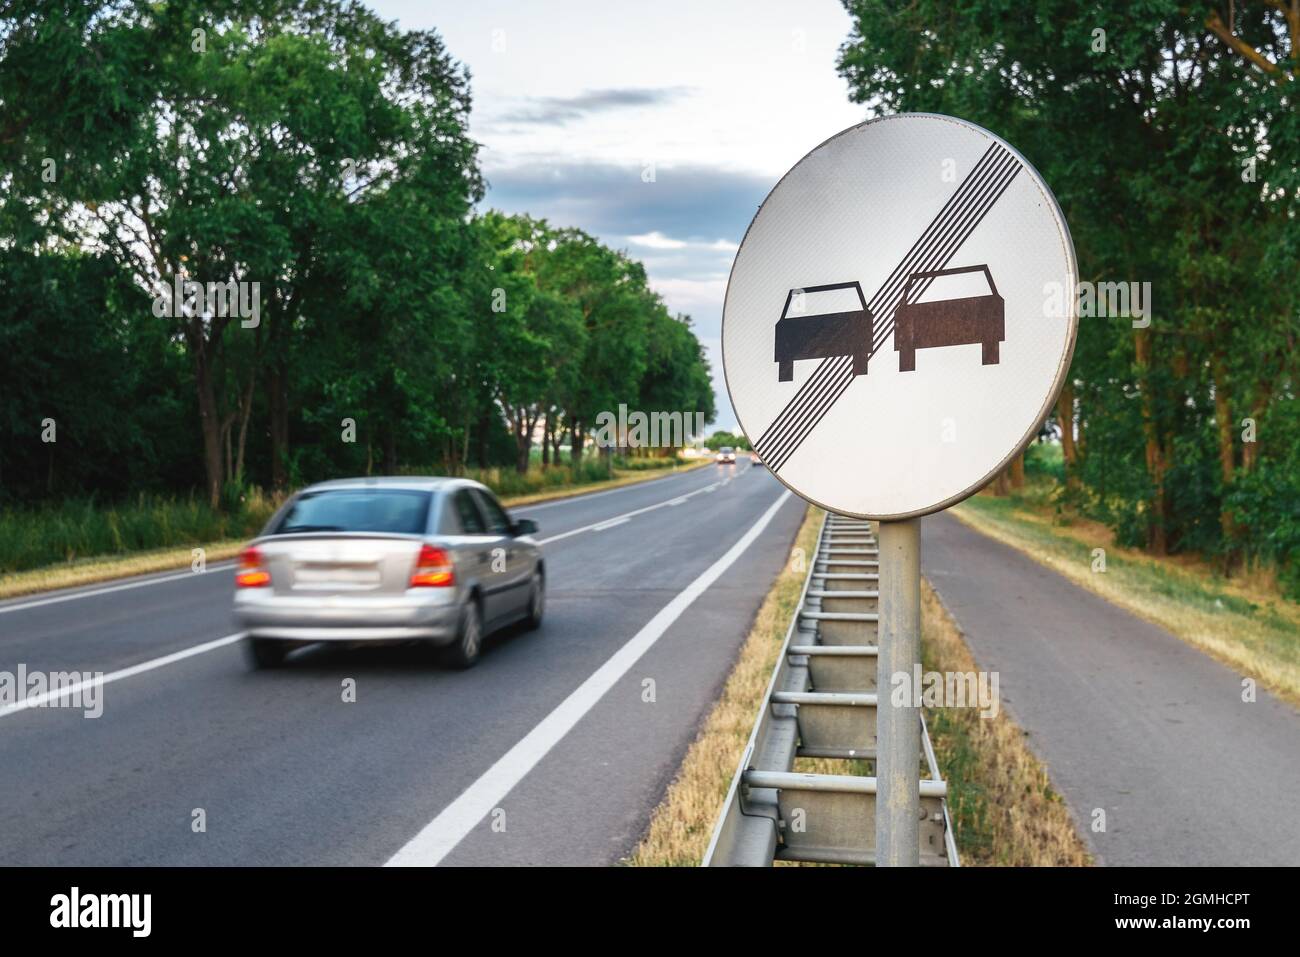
[923,512,1300,866]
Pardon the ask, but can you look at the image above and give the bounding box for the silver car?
[233,477,544,669]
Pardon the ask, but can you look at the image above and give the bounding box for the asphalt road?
[923,512,1300,866]
[0,461,804,865]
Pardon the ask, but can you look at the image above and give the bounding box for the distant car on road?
[233,477,543,669]
[715,447,736,464]
[750,452,763,467]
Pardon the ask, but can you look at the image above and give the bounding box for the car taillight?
[410,544,454,587]
[236,546,271,588]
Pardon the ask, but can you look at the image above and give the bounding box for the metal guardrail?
[703,512,959,867]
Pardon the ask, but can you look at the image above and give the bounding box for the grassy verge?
[0,459,709,601]
[628,507,1091,866]
[952,486,1300,706]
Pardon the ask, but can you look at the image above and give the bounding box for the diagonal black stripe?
[755,356,844,456]
[862,145,1002,318]
[770,368,856,473]
[864,145,1007,319]
[759,148,1010,452]
[902,160,1021,313]
[756,358,831,448]
[761,357,853,465]
[758,356,851,463]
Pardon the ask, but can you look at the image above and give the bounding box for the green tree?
[2,0,481,505]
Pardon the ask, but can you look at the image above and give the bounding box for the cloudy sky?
[368,0,868,432]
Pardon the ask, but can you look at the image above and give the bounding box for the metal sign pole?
[876,517,921,866]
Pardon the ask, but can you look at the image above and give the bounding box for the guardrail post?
[876,517,921,866]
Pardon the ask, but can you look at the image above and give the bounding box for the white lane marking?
[385,488,793,867]
[0,562,237,616]
[535,479,723,546]
[514,465,714,512]
[0,632,245,720]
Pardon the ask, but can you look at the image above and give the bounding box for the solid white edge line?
[384,488,793,867]
[0,562,237,616]
[0,632,245,719]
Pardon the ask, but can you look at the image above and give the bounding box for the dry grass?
[953,494,1300,706]
[0,540,249,601]
[626,504,823,866]
[920,580,1092,866]
[627,506,1091,867]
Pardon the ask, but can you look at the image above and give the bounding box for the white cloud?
[627,231,739,252]
[627,231,687,250]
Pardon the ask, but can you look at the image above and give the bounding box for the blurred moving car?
[715,446,736,464]
[233,477,543,669]
[750,452,763,467]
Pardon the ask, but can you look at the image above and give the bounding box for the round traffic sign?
[723,113,1078,519]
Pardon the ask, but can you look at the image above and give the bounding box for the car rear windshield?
[270,489,432,536]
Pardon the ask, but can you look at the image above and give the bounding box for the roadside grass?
[626,504,822,866]
[0,489,279,576]
[628,507,1090,866]
[0,459,708,601]
[953,485,1300,706]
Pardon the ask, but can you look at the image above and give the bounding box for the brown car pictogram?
[894,265,1004,372]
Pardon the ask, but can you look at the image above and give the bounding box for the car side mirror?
[511,518,538,537]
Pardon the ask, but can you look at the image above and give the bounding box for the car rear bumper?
[234,591,461,644]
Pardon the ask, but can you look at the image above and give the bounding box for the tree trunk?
[541,412,552,468]
[193,347,224,510]
[234,373,255,486]
[382,424,398,474]
[477,408,491,468]
[514,410,532,474]
[1134,328,1167,554]
[1009,450,1025,490]
[571,419,584,465]
[1242,396,1266,472]
[1057,379,1077,490]
[269,363,289,491]
[1211,354,1237,554]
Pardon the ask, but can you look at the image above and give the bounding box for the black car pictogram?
[773,281,873,382]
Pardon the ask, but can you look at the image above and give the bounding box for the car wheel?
[442,599,483,669]
[524,571,545,631]
[246,637,288,669]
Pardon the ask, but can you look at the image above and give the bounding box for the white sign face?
[723,114,1078,519]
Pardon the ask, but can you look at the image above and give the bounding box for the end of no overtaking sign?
[723,113,1079,520]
